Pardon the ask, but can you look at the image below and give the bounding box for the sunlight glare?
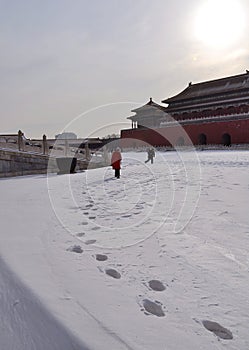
[194,0,246,48]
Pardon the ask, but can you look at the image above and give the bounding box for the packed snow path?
[0,150,249,349]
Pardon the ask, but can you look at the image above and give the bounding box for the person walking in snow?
[111,148,122,178]
[145,147,155,164]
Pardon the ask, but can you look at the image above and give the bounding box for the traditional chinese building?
[127,98,169,129]
[121,71,249,147]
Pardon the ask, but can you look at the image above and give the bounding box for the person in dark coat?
[145,147,155,164]
[111,148,122,178]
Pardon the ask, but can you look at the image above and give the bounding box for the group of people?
[111,147,155,179]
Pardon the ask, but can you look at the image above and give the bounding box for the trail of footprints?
[66,243,166,316]
[94,252,167,317]
[79,195,145,227]
[66,244,234,340]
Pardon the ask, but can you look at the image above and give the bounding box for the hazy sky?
[1,0,249,138]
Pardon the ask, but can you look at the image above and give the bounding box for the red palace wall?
[120,118,249,147]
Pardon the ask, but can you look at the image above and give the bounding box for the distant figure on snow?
[145,147,155,164]
[111,148,122,178]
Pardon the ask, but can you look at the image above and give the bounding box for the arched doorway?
[198,133,207,145]
[222,133,231,146]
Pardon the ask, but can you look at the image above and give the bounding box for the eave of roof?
[132,98,167,113]
[162,71,249,104]
[165,95,249,112]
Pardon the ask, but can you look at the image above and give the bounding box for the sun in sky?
[193,0,246,48]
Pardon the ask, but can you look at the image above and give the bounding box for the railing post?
[42,134,48,155]
[85,143,90,161]
[65,139,69,156]
[18,130,24,151]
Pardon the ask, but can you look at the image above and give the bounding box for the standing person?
[145,147,155,164]
[111,147,122,178]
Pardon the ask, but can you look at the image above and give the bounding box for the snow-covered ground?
[1,150,249,349]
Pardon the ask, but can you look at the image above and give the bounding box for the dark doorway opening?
[222,133,231,146]
[198,133,207,145]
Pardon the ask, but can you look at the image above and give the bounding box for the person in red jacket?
[111,148,122,178]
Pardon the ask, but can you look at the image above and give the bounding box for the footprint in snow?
[67,245,83,253]
[202,320,233,339]
[85,239,97,245]
[85,204,93,208]
[105,268,121,279]
[218,211,229,216]
[148,280,166,291]
[76,232,85,237]
[142,299,165,317]
[96,254,108,261]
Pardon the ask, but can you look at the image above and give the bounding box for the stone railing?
[0,131,111,177]
[0,130,50,155]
